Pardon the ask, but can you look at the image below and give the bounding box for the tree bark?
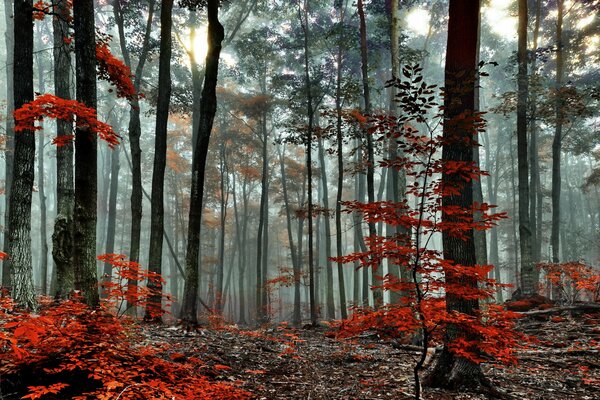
[36,45,49,295]
[8,0,36,309]
[113,1,155,308]
[529,0,542,264]
[551,0,564,265]
[318,136,335,319]
[334,6,347,318]
[73,0,99,307]
[298,0,317,325]
[103,115,121,296]
[145,0,173,321]
[517,0,535,297]
[425,0,490,390]
[278,146,302,325]
[357,0,382,309]
[180,0,224,326]
[1,0,15,287]
[51,0,75,296]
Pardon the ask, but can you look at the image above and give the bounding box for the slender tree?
[113,0,155,272]
[357,0,383,309]
[145,0,174,321]
[297,0,318,326]
[551,0,565,265]
[517,0,535,297]
[180,0,225,326]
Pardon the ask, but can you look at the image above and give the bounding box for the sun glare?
[483,0,517,40]
[405,8,431,36]
[184,24,236,68]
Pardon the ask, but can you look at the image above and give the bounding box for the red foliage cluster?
[95,42,138,101]
[98,253,171,319]
[33,1,73,22]
[13,94,120,148]
[0,297,250,399]
[538,261,600,304]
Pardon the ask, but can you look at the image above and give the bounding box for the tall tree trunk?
[529,0,542,264]
[113,0,155,311]
[73,0,99,307]
[145,0,173,321]
[216,141,228,313]
[103,116,121,296]
[255,114,268,324]
[334,4,347,318]
[233,173,247,324]
[278,146,302,325]
[318,136,335,319]
[2,0,14,287]
[180,0,224,326]
[517,0,535,297]
[357,0,382,309]
[551,0,564,265]
[36,48,49,295]
[426,0,490,390]
[387,0,408,304]
[483,129,502,302]
[473,8,488,268]
[8,0,36,309]
[298,0,317,325]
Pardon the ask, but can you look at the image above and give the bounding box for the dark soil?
[143,307,600,400]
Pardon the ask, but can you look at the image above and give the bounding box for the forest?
[0,0,598,398]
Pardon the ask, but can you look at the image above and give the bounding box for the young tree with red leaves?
[425,0,492,391]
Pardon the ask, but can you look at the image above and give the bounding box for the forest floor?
[142,306,600,400]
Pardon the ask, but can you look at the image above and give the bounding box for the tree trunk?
[278,146,302,325]
[216,141,228,313]
[529,0,542,264]
[36,47,49,295]
[318,136,335,319]
[387,0,409,304]
[180,0,224,326]
[8,0,36,309]
[473,8,488,269]
[517,0,535,297]
[298,0,317,325]
[255,113,268,324]
[113,0,155,312]
[103,119,121,295]
[334,6,347,318]
[357,0,382,309]
[145,0,173,321]
[2,0,14,287]
[425,0,491,391]
[551,0,564,265]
